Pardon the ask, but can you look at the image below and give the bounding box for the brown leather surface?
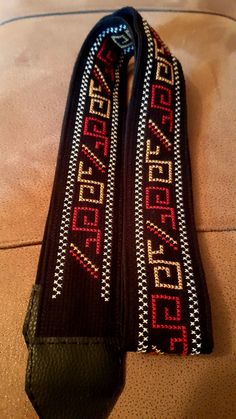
[0,2,236,418]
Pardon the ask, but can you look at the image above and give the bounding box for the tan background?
[0,1,236,418]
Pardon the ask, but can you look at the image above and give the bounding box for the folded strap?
[24,7,213,418]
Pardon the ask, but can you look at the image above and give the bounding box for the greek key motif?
[153,37,166,56]
[148,161,173,183]
[71,207,101,254]
[151,84,172,107]
[111,30,133,48]
[156,57,174,85]
[151,294,181,322]
[89,78,104,97]
[145,139,160,163]
[72,206,99,229]
[83,116,109,156]
[157,107,173,132]
[147,239,164,261]
[151,294,188,354]
[97,38,116,81]
[153,260,183,290]
[89,96,111,119]
[145,186,171,207]
[97,38,116,66]
[78,161,104,204]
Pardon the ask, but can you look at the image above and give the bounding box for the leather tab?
[23,286,125,419]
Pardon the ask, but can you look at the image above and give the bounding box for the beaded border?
[52,24,127,299]
[135,20,154,352]
[172,56,202,354]
[101,53,124,301]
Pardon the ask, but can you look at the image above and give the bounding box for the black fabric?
[23,7,213,418]
[23,285,124,419]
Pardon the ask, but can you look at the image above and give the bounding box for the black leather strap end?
[23,286,125,419]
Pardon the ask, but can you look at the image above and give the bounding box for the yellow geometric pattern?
[154,260,183,290]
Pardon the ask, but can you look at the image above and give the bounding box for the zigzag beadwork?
[148,119,172,151]
[135,19,153,352]
[69,242,99,279]
[93,65,111,95]
[146,220,178,251]
[100,56,124,302]
[81,144,106,173]
[172,56,202,353]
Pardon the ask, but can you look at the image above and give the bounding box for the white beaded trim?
[52,24,127,299]
[101,54,124,301]
[101,29,134,300]
[172,56,202,354]
[135,20,154,352]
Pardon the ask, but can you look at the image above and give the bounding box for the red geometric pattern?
[151,294,188,355]
[67,38,117,282]
[143,30,189,355]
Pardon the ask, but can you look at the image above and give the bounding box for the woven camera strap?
[23,7,213,419]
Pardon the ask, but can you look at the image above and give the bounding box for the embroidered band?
[23,7,213,418]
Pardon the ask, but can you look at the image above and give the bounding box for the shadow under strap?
[23,6,213,418]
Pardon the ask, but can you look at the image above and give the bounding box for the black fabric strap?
[23,7,213,418]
